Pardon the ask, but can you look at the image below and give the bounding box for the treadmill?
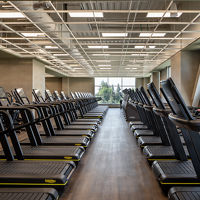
[135,87,172,147]
[0,110,76,190]
[52,90,99,127]
[56,90,101,124]
[143,82,189,162]
[44,89,98,132]
[0,88,91,147]
[13,88,95,140]
[0,106,85,162]
[152,78,200,187]
[168,187,200,200]
[127,89,145,127]
[70,92,104,119]
[0,188,59,200]
[130,89,151,133]
[75,92,108,114]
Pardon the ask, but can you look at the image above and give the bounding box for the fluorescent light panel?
[88,46,109,49]
[102,33,128,37]
[21,32,45,37]
[134,46,145,49]
[69,12,103,18]
[139,33,166,37]
[73,68,83,70]
[98,65,111,67]
[147,12,182,18]
[149,46,156,49]
[0,12,25,18]
[45,46,58,49]
[100,68,112,70]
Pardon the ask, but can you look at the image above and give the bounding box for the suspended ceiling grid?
[0,0,200,77]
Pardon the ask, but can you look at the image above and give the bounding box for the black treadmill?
[152,78,200,187]
[128,89,148,128]
[59,90,101,124]
[0,188,59,200]
[70,92,104,119]
[43,89,98,132]
[143,82,189,162]
[0,107,85,162]
[168,187,200,200]
[53,90,99,126]
[0,110,76,190]
[10,88,94,145]
[135,87,173,147]
[130,89,151,133]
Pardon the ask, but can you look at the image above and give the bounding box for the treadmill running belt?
[21,136,90,147]
[134,130,154,137]
[143,146,189,160]
[0,188,58,200]
[152,160,200,184]
[169,187,200,200]
[0,160,75,185]
[0,146,85,161]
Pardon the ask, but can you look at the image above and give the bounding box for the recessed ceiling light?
[147,12,182,18]
[21,32,45,37]
[92,54,110,56]
[132,68,138,70]
[0,12,25,18]
[88,46,109,49]
[139,33,166,37]
[45,46,58,49]
[100,68,112,70]
[149,46,156,49]
[53,54,68,56]
[69,12,103,18]
[134,46,145,49]
[102,33,128,37]
[98,65,111,67]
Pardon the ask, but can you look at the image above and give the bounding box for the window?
[167,66,171,78]
[95,77,135,104]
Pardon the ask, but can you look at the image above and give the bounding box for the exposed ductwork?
[12,1,94,75]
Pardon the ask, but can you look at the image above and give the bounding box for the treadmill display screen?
[16,88,26,98]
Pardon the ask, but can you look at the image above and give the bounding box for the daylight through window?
[95,77,135,104]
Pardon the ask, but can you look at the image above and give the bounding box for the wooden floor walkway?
[61,108,167,200]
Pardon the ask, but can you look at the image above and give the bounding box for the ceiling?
[0,0,200,77]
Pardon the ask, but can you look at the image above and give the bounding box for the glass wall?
[95,77,135,104]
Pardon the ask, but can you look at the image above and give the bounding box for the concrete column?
[171,50,200,106]
[160,68,168,81]
[151,72,160,92]
[135,78,143,89]
[143,77,150,90]
[32,59,45,97]
[0,58,45,101]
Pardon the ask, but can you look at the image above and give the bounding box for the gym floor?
[61,108,167,200]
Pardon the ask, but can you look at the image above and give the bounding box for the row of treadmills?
[0,87,108,200]
[126,78,200,200]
